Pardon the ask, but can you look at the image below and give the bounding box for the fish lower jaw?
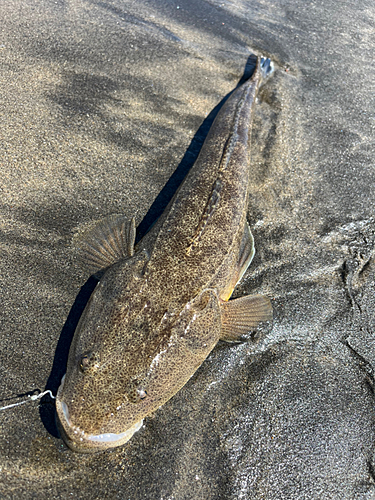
[56,399,143,453]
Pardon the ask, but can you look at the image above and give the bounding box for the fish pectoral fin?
[220,294,273,342]
[222,222,255,300]
[73,214,136,275]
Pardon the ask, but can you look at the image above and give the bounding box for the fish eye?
[137,389,147,400]
[127,387,148,403]
[80,355,90,372]
[79,351,96,373]
[125,380,148,403]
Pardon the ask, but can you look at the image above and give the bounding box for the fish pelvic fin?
[220,294,273,342]
[221,222,255,301]
[73,214,136,275]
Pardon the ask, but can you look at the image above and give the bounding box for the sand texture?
[0,0,375,498]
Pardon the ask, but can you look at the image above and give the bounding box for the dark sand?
[1,0,375,498]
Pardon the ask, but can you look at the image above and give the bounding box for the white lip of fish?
[56,375,143,449]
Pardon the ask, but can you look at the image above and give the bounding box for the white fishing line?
[0,390,56,411]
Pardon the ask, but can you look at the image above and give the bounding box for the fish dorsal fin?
[222,221,255,300]
[220,294,273,342]
[73,214,136,274]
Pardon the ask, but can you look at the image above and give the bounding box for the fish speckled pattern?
[56,56,273,453]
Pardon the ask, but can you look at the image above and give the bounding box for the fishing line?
[0,390,56,411]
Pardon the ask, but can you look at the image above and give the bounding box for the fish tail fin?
[260,57,274,80]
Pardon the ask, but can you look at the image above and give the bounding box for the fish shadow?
[40,276,99,437]
[41,54,259,438]
[136,53,258,241]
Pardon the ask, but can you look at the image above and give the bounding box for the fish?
[56,56,274,453]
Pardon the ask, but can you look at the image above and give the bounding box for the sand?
[0,0,374,498]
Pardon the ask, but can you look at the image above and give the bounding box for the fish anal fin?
[222,222,255,300]
[220,294,273,342]
[73,214,136,275]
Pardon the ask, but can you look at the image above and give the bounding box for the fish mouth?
[55,375,143,453]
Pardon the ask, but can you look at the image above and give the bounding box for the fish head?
[56,259,222,453]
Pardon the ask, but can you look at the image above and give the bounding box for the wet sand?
[1,0,375,498]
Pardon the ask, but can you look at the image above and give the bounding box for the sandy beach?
[0,0,374,498]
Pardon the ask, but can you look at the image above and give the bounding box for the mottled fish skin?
[56,56,273,452]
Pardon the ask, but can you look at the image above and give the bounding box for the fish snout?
[55,377,94,453]
[55,376,143,453]
[55,407,95,453]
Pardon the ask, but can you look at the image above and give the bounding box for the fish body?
[56,56,273,452]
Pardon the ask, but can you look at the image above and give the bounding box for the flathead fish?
[56,56,274,452]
